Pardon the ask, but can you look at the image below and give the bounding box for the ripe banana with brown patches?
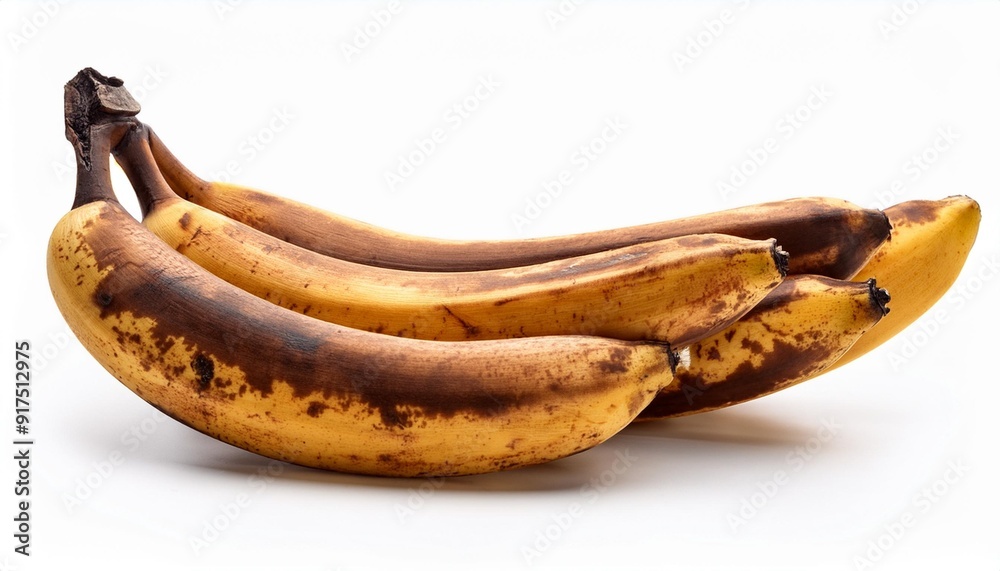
[636,195,980,419]
[830,195,981,370]
[147,128,889,278]
[49,70,677,477]
[637,275,890,420]
[114,123,787,346]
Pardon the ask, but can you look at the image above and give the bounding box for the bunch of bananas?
[48,69,981,477]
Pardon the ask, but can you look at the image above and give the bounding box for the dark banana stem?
[867,279,891,316]
[113,124,180,218]
[64,68,140,208]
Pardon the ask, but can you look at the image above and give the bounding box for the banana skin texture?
[638,275,889,420]
[832,195,981,370]
[128,131,980,422]
[635,195,981,419]
[147,128,890,278]
[49,101,677,477]
[116,124,787,347]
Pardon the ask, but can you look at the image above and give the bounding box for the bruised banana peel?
[638,275,889,420]
[48,71,677,477]
[831,195,981,370]
[636,195,981,419]
[146,129,889,278]
[115,123,786,346]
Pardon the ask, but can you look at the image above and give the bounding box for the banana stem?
[866,278,891,316]
[70,124,132,209]
[64,68,141,209]
[146,128,210,200]
[113,125,181,218]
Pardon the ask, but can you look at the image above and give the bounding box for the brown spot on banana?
[597,346,631,374]
[306,402,328,417]
[884,199,940,227]
[191,354,215,391]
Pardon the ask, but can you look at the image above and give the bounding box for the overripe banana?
[636,195,980,419]
[638,275,890,420]
[830,195,981,369]
[114,123,787,346]
[51,68,984,479]
[147,129,889,278]
[49,73,677,477]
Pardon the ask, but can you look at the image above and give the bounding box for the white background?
[2,1,999,570]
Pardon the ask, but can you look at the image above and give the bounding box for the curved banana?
[115,124,787,346]
[638,196,980,421]
[831,196,981,370]
[637,275,890,420]
[49,105,676,477]
[147,129,889,277]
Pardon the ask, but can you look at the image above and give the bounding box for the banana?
[114,123,787,346]
[637,195,982,419]
[830,196,981,370]
[147,129,889,278]
[637,275,890,420]
[49,74,677,477]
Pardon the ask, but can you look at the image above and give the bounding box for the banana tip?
[772,243,790,277]
[667,346,691,373]
[866,278,891,316]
